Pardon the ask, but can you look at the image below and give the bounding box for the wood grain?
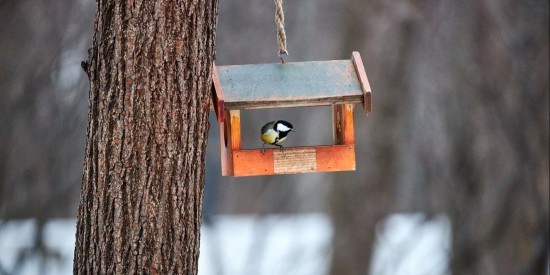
[316,145,356,172]
[343,103,355,145]
[211,63,225,122]
[215,53,370,177]
[273,147,317,174]
[332,104,355,145]
[333,104,344,145]
[229,110,241,150]
[232,149,275,176]
[220,120,230,176]
[230,145,355,177]
[351,51,372,114]
[216,60,364,110]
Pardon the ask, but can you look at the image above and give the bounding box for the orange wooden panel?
[232,149,275,176]
[351,51,372,114]
[220,109,236,176]
[229,110,241,151]
[230,145,355,177]
[273,147,317,174]
[333,104,355,145]
[343,104,355,145]
[316,145,355,172]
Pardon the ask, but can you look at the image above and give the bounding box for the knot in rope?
[274,0,288,63]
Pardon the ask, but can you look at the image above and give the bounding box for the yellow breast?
[261,129,278,144]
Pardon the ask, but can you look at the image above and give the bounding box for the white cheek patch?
[276,124,291,132]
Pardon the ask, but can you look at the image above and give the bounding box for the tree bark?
[74,1,218,274]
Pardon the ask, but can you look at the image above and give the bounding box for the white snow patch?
[0,214,332,275]
[199,213,333,275]
[370,213,451,275]
[0,213,451,275]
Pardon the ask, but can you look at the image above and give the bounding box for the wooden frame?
[213,51,372,177]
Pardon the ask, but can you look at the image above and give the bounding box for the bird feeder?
[212,51,372,177]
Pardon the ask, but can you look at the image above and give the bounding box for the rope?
[274,0,288,63]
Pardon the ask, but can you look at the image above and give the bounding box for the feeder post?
[332,103,355,145]
[229,110,242,150]
[220,109,241,176]
[220,117,231,176]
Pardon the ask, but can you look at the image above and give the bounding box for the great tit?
[260,120,295,153]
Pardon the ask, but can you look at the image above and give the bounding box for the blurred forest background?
[0,0,548,274]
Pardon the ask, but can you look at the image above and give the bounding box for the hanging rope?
[274,0,288,63]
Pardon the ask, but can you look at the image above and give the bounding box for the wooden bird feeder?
[212,51,372,177]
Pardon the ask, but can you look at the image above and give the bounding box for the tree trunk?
[74,1,219,274]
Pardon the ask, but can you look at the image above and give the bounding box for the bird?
[260,120,295,153]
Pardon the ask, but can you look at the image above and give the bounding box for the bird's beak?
[291,129,296,132]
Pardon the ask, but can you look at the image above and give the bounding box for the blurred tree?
[73,0,219,274]
[0,0,93,219]
[329,0,548,274]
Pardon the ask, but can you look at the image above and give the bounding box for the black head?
[274,120,294,133]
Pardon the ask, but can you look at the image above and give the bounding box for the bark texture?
[74,1,218,274]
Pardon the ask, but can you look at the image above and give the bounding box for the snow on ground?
[0,219,77,275]
[200,214,332,275]
[0,213,449,275]
[370,214,451,275]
